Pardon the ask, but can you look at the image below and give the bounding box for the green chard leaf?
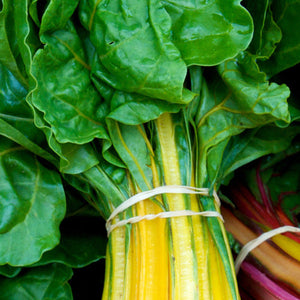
[192,52,290,188]
[220,125,300,182]
[79,0,194,104]
[27,8,109,173]
[39,0,80,35]
[0,63,33,139]
[106,89,185,125]
[0,264,73,300]
[0,62,58,166]
[243,0,281,59]
[0,139,66,266]
[84,164,128,219]
[0,0,97,175]
[259,0,300,77]
[0,0,29,88]
[0,0,40,88]
[106,120,153,192]
[163,0,254,66]
[30,20,109,145]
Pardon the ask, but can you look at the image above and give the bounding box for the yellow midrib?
[110,226,126,300]
[132,148,169,299]
[190,194,210,300]
[156,113,196,299]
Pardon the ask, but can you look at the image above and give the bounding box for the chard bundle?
[0,0,299,299]
[223,151,300,299]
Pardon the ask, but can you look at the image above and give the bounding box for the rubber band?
[235,225,300,274]
[106,185,221,236]
[107,210,223,236]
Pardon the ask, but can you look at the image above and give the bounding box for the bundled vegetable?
[222,148,300,299]
[0,0,299,298]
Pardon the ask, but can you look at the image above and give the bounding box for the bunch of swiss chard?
[222,147,300,299]
[0,0,299,299]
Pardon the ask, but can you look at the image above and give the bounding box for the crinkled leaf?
[0,62,96,173]
[0,264,73,300]
[219,53,290,123]
[0,0,100,174]
[192,53,290,187]
[25,98,99,174]
[0,139,66,265]
[259,0,300,77]
[79,0,194,104]
[31,20,109,145]
[0,62,57,165]
[0,0,40,88]
[33,216,106,268]
[163,0,254,66]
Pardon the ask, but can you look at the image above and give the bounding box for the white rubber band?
[107,210,223,236]
[106,185,220,236]
[235,225,300,274]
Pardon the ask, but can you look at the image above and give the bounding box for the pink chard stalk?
[222,153,300,299]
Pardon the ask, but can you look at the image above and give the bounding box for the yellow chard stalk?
[90,112,239,299]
